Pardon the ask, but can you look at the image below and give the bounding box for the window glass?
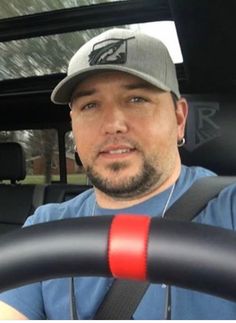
[0,129,59,184]
[131,21,183,63]
[0,22,182,81]
[0,0,125,19]
[65,131,87,184]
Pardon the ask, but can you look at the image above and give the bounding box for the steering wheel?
[0,214,236,302]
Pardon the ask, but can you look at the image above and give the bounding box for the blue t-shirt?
[1,165,236,319]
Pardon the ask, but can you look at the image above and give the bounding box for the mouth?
[99,146,137,159]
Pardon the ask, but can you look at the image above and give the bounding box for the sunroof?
[130,21,183,64]
[0,22,182,81]
[0,0,124,19]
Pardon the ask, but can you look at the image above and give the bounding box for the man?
[0,28,236,319]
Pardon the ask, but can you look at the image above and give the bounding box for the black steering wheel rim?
[0,215,236,302]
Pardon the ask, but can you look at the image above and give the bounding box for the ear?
[175,97,188,140]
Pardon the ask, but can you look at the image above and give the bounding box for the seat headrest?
[0,142,26,183]
[180,95,236,175]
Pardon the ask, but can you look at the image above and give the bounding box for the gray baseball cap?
[51,28,180,104]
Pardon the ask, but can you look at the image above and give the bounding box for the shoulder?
[189,171,236,229]
[173,165,216,201]
[24,188,95,226]
[181,165,236,210]
[181,164,216,181]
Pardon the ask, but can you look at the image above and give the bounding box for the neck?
[94,161,182,210]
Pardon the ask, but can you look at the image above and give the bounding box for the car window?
[0,0,126,19]
[0,21,181,81]
[65,131,87,185]
[0,129,59,184]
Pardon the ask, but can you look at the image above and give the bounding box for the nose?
[101,105,128,135]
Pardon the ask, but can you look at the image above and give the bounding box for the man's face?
[70,71,187,199]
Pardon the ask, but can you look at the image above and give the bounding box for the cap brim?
[51,65,176,105]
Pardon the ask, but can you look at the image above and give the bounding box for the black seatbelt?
[94,280,149,320]
[165,176,236,221]
[91,176,236,320]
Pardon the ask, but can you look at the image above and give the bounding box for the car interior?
[1,0,236,308]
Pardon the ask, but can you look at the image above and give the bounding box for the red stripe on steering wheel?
[108,214,151,280]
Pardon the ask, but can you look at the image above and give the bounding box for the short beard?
[86,159,162,199]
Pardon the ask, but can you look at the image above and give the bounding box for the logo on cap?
[88,37,135,66]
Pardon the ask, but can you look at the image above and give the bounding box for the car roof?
[0,0,235,130]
